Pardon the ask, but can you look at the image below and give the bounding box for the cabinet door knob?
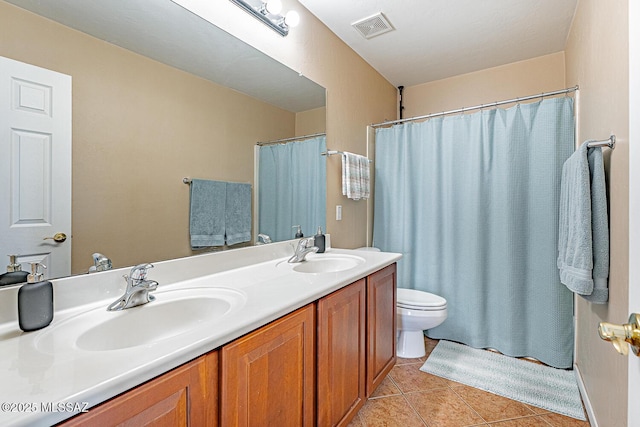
[43,232,67,243]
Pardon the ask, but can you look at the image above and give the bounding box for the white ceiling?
[4,0,326,113]
[299,0,578,87]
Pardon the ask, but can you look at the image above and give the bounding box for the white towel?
[341,152,370,200]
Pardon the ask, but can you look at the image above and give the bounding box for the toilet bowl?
[354,248,448,359]
[396,288,447,358]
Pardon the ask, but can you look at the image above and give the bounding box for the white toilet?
[396,288,447,358]
[355,247,448,359]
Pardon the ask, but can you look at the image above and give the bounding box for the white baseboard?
[574,363,596,426]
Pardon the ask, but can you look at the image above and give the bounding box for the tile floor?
[348,338,591,427]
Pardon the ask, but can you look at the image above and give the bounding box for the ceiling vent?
[351,13,394,39]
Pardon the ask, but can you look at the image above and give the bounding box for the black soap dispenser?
[18,262,53,332]
[292,225,304,238]
[0,255,29,287]
[314,226,326,253]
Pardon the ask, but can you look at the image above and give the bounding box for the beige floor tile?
[352,339,587,427]
[539,413,591,427]
[389,364,449,393]
[357,395,426,427]
[370,376,402,398]
[396,355,427,365]
[347,413,365,427]
[424,337,439,354]
[405,388,485,427]
[524,405,551,415]
[451,384,535,422]
[486,416,552,426]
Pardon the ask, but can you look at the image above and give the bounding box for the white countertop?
[0,241,401,426]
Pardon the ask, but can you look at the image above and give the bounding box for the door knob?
[43,232,67,243]
[598,313,640,356]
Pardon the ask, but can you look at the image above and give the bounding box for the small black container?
[18,263,53,332]
[314,226,326,253]
[0,271,29,287]
[0,255,29,287]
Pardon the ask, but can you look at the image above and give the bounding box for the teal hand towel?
[225,182,252,246]
[557,142,609,303]
[582,146,610,303]
[189,179,226,248]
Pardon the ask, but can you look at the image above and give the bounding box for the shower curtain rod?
[370,86,579,128]
[256,132,326,146]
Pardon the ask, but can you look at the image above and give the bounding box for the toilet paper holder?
[598,313,640,356]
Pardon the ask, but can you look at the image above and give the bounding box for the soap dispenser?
[0,255,29,287]
[292,225,304,238]
[18,262,53,332]
[314,226,326,253]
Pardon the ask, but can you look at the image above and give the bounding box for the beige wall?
[403,52,566,117]
[295,107,326,136]
[565,1,629,426]
[0,1,297,274]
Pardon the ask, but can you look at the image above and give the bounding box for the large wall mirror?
[0,0,326,279]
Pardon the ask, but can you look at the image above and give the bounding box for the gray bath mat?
[420,340,586,420]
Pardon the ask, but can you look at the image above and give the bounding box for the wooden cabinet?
[56,263,396,427]
[317,264,397,426]
[220,305,315,427]
[366,263,397,395]
[317,279,366,427]
[58,352,218,427]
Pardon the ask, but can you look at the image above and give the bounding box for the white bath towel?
[341,152,370,200]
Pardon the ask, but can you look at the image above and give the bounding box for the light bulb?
[265,0,282,15]
[284,10,300,27]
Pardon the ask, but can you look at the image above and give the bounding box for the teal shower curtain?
[373,97,575,368]
[258,135,326,242]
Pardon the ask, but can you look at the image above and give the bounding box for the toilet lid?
[397,288,447,309]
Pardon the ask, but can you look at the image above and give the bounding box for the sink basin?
[35,287,246,353]
[278,254,366,274]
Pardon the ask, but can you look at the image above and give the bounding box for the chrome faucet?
[257,233,272,245]
[89,252,112,273]
[288,238,319,263]
[107,263,158,311]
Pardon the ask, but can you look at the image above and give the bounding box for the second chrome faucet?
[288,238,319,263]
[107,263,158,311]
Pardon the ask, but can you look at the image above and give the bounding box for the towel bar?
[586,135,615,149]
[321,150,372,162]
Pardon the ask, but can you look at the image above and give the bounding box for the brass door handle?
[43,232,67,243]
[598,313,640,356]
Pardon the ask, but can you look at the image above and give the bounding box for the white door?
[0,56,72,280]
[629,1,640,424]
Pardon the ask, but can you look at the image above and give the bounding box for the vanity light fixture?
[230,0,299,37]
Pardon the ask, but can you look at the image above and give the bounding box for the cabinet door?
[58,354,214,427]
[220,305,315,427]
[366,263,397,396]
[317,279,366,427]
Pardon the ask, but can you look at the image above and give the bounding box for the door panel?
[0,56,71,279]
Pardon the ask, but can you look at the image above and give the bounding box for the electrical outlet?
[336,205,342,221]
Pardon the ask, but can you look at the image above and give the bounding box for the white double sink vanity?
[0,240,401,426]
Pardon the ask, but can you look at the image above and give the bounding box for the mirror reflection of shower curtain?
[258,135,326,242]
[373,97,575,368]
